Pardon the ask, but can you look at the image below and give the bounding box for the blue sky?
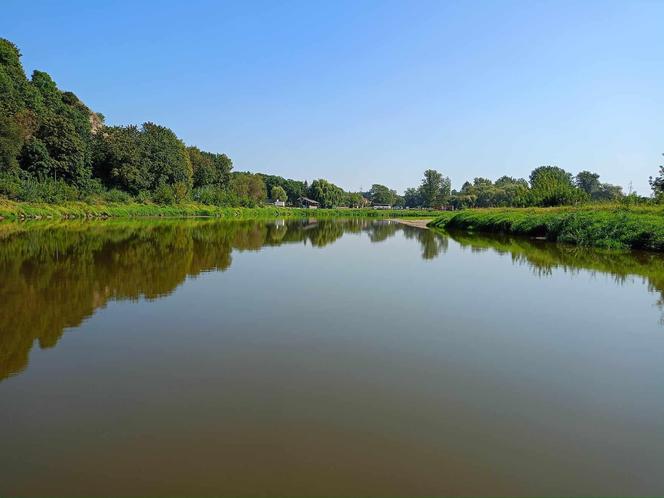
[3,0,662,194]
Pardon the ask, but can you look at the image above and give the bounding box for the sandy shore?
[389,218,431,229]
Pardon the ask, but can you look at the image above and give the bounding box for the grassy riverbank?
[428,206,664,251]
[0,199,437,221]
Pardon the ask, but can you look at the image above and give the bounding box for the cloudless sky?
[3,0,662,193]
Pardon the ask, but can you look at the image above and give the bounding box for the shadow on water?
[0,218,444,381]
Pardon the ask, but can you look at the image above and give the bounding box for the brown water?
[1,218,663,497]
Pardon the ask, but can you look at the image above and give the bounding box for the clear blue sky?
[3,0,662,194]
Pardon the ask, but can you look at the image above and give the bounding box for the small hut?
[297,197,320,209]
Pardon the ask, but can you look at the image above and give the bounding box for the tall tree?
[575,171,601,195]
[229,172,266,203]
[649,154,664,197]
[270,185,287,201]
[419,169,450,208]
[403,187,421,208]
[529,165,585,206]
[369,184,397,205]
[187,146,232,188]
[93,122,192,194]
[308,179,344,208]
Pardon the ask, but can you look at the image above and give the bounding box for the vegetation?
[0,37,660,227]
[429,206,664,251]
[5,216,664,383]
[0,198,436,221]
[270,185,287,202]
[368,184,398,206]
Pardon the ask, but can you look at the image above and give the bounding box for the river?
[1,218,663,496]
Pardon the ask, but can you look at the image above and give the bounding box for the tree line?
[0,38,658,209]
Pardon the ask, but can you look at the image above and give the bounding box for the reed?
[428,206,664,251]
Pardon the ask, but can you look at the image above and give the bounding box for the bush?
[102,189,134,203]
[0,172,23,200]
[20,177,80,203]
[172,181,189,203]
[152,183,175,205]
[192,186,234,206]
[0,172,82,203]
[136,190,152,204]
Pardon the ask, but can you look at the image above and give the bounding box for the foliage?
[345,191,369,208]
[187,146,232,188]
[403,187,421,208]
[0,197,438,221]
[93,122,192,194]
[430,206,664,250]
[649,154,664,198]
[368,184,397,205]
[576,170,623,202]
[449,176,529,209]
[270,185,287,202]
[419,169,451,208]
[575,170,600,195]
[308,178,345,208]
[528,165,587,206]
[0,38,649,214]
[259,174,306,204]
[229,172,267,205]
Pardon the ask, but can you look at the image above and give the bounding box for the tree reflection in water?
[0,219,440,381]
[2,218,663,382]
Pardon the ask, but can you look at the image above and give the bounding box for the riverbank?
[389,218,431,229]
[0,199,437,221]
[428,206,664,251]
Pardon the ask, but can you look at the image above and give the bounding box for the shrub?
[172,181,189,203]
[19,176,80,203]
[102,189,133,203]
[0,172,22,200]
[152,183,175,205]
[136,190,152,204]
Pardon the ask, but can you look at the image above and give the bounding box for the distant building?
[297,197,320,209]
[372,204,392,210]
[264,199,286,207]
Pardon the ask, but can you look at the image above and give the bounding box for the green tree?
[0,114,22,171]
[575,171,601,196]
[418,169,450,208]
[649,154,664,198]
[594,183,623,202]
[229,172,266,204]
[345,192,367,208]
[0,39,95,183]
[369,184,397,205]
[270,185,287,202]
[93,122,192,194]
[187,146,232,188]
[308,179,344,208]
[32,114,88,182]
[258,174,307,204]
[529,166,585,206]
[403,187,421,208]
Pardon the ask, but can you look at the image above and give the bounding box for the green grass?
[0,199,437,221]
[428,206,664,251]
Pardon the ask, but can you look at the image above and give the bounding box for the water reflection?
[0,219,440,381]
[442,228,664,320]
[3,218,664,382]
[3,220,664,496]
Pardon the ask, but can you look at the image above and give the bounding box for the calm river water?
[1,218,663,496]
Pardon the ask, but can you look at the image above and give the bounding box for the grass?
[428,205,664,251]
[0,199,438,221]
